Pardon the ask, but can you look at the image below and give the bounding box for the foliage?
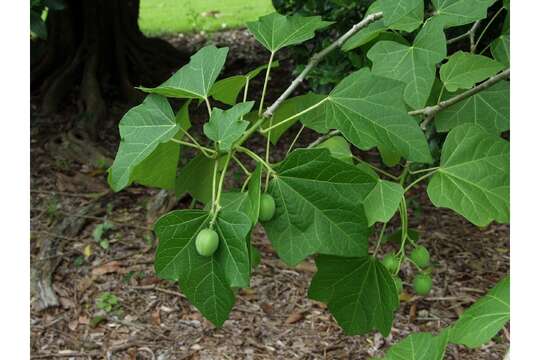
[95,292,120,313]
[108,0,510,352]
[30,0,65,39]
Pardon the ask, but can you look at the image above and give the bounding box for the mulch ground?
[30,29,509,360]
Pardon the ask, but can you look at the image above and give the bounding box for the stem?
[170,138,215,156]
[446,20,481,45]
[286,125,305,156]
[409,166,439,175]
[403,171,437,193]
[210,159,219,218]
[264,118,272,192]
[241,173,252,192]
[262,11,384,118]
[396,198,408,269]
[356,158,400,181]
[261,98,328,133]
[205,97,212,117]
[210,153,232,226]
[240,77,250,121]
[258,52,275,116]
[308,129,341,148]
[373,222,387,256]
[232,155,251,176]
[473,7,504,52]
[237,146,274,174]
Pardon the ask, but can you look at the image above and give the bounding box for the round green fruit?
[413,273,432,295]
[382,253,399,273]
[410,246,430,268]
[393,276,403,294]
[259,193,276,222]
[195,228,219,257]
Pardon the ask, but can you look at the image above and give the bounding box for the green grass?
[139,0,275,36]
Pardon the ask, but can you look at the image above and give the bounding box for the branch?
[309,69,510,148]
[447,20,481,47]
[262,11,384,119]
[409,69,510,128]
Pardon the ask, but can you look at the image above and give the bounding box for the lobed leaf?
[427,124,509,226]
[139,45,228,99]
[368,18,447,109]
[440,51,504,92]
[309,255,399,336]
[247,12,332,53]
[109,95,179,192]
[490,35,510,68]
[379,331,450,360]
[379,0,423,32]
[203,102,254,151]
[432,0,498,28]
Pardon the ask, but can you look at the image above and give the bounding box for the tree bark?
[31,0,188,138]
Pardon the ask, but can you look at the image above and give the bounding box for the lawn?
[139,0,275,36]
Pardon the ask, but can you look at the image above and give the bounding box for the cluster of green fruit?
[382,245,432,296]
[195,194,276,257]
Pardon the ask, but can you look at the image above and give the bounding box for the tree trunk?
[31,0,188,138]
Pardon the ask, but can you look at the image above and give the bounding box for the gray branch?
[262,11,384,119]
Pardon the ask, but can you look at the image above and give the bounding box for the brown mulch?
[30,29,509,359]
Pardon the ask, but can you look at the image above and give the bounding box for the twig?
[307,129,340,148]
[262,11,384,119]
[409,69,510,128]
[446,20,481,46]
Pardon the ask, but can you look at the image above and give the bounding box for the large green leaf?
[368,18,447,109]
[262,149,373,265]
[316,136,354,164]
[379,331,450,360]
[342,1,386,51]
[154,209,252,324]
[379,0,423,32]
[490,35,510,68]
[139,45,228,99]
[362,177,404,226]
[246,12,332,53]
[432,0,497,27]
[154,210,234,326]
[435,81,509,134]
[209,61,279,105]
[131,101,191,190]
[427,124,509,226]
[450,276,510,348]
[440,51,504,92]
[109,95,179,192]
[176,155,227,204]
[203,102,254,152]
[312,68,432,164]
[309,255,399,336]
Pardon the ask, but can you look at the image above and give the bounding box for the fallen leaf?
[151,308,161,326]
[285,311,304,324]
[295,261,316,273]
[91,261,122,276]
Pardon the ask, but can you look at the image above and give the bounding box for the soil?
[30,29,509,359]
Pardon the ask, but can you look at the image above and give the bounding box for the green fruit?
[195,228,219,257]
[259,193,276,222]
[382,253,399,273]
[410,246,430,268]
[413,274,432,295]
[393,276,403,294]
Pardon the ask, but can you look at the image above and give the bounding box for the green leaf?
[363,179,404,226]
[450,276,510,348]
[154,209,252,325]
[427,124,509,226]
[313,68,432,163]
[440,51,504,92]
[30,10,47,39]
[262,149,373,265]
[246,12,332,53]
[435,81,509,134]
[368,18,447,109]
[131,101,191,190]
[154,210,233,326]
[109,95,179,192]
[379,0,423,32]
[308,255,399,336]
[259,93,327,144]
[209,61,279,105]
[316,136,353,164]
[490,35,510,68]
[432,0,497,27]
[380,330,450,360]
[247,164,262,224]
[176,155,227,203]
[139,45,228,99]
[203,102,254,151]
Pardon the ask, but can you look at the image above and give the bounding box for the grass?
[139,0,275,36]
